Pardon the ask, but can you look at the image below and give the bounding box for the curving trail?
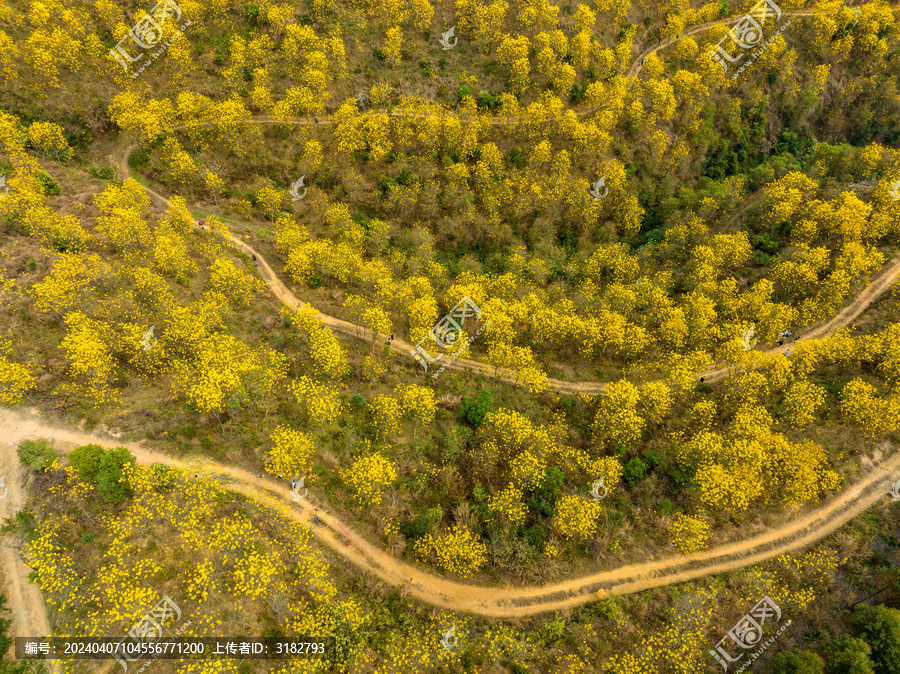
[115,153,900,395]
[2,407,898,618]
[0,431,61,673]
[3,0,890,626]
[108,1,900,395]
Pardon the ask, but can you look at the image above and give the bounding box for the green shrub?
[69,444,136,504]
[522,524,547,549]
[88,165,116,181]
[526,466,564,517]
[17,439,56,470]
[129,146,151,168]
[52,224,87,253]
[476,90,497,110]
[459,389,494,427]
[68,443,105,481]
[769,651,825,674]
[569,82,585,103]
[150,463,177,493]
[624,458,647,486]
[537,618,566,647]
[593,598,622,622]
[34,171,60,196]
[642,450,662,469]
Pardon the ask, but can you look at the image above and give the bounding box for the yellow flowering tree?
[487,483,527,527]
[840,378,896,437]
[265,426,316,479]
[27,121,71,161]
[0,339,36,404]
[208,257,265,306]
[783,380,827,429]
[552,494,602,541]
[57,312,116,407]
[592,379,644,449]
[290,376,344,424]
[670,513,710,553]
[287,305,348,380]
[414,524,488,578]
[172,334,286,426]
[341,450,397,506]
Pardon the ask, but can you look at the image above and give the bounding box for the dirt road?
[105,3,900,396]
[2,408,898,618]
[115,141,900,396]
[6,0,896,633]
[0,415,60,674]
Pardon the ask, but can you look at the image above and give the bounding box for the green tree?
[769,651,825,674]
[623,457,647,487]
[825,637,876,674]
[68,443,105,482]
[854,605,900,674]
[459,388,495,427]
[69,444,136,504]
[94,448,136,504]
[525,466,563,517]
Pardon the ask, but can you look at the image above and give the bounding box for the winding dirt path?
[115,146,900,395]
[2,408,898,618]
[106,1,900,395]
[0,424,61,673]
[6,0,894,629]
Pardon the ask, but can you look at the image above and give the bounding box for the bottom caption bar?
[16,638,331,659]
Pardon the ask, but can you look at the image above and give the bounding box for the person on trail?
[640,58,645,66]
[778,340,783,346]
